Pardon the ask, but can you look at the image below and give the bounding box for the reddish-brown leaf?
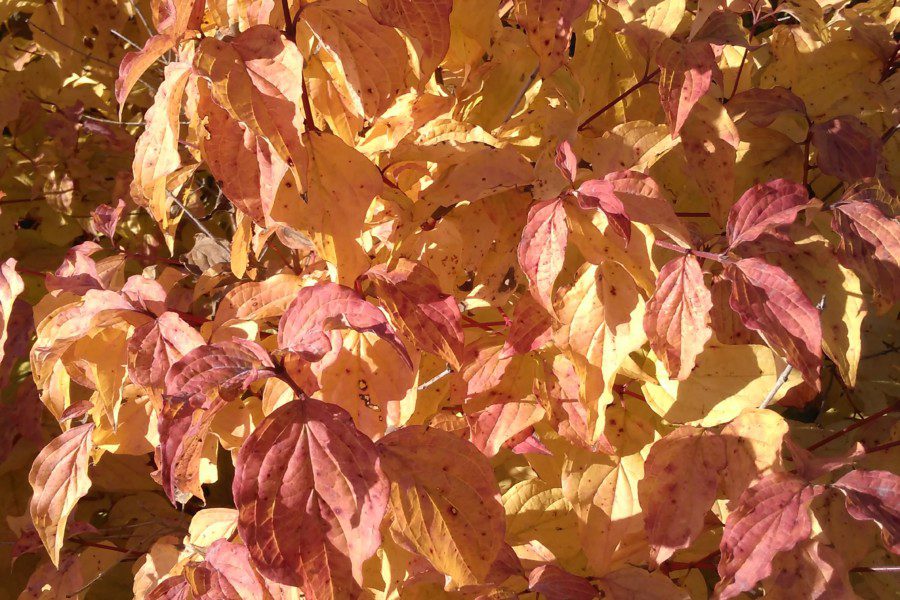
[643,255,712,380]
[716,473,825,600]
[575,179,632,241]
[164,339,274,403]
[726,87,808,128]
[656,41,716,137]
[833,469,900,554]
[516,0,592,76]
[726,179,813,249]
[28,423,95,566]
[810,116,882,182]
[367,0,452,79]
[603,171,692,248]
[128,312,205,390]
[639,426,726,565]
[528,564,597,600]
[188,539,268,599]
[115,34,176,110]
[518,197,568,314]
[499,294,552,359]
[365,259,464,369]
[278,282,411,369]
[724,258,822,387]
[831,199,900,303]
[378,426,506,585]
[233,397,388,599]
[90,198,126,240]
[0,258,24,368]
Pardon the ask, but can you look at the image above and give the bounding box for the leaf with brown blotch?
[28,423,95,566]
[186,539,269,599]
[639,426,726,566]
[365,258,464,370]
[575,179,632,242]
[500,294,552,359]
[301,0,408,120]
[643,255,712,380]
[131,61,192,207]
[378,426,506,585]
[528,564,597,600]
[516,0,592,77]
[656,41,716,138]
[164,339,275,403]
[278,282,411,370]
[726,87,808,128]
[831,199,900,304]
[197,84,288,225]
[468,399,546,457]
[726,179,813,249]
[368,0,452,80]
[715,472,825,600]
[518,197,568,314]
[0,258,24,368]
[724,258,822,388]
[195,25,307,170]
[810,116,882,182]
[833,469,900,554]
[114,34,175,112]
[128,312,205,391]
[233,397,388,599]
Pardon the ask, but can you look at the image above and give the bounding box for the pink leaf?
[468,400,546,457]
[164,339,274,403]
[517,198,569,314]
[555,140,578,183]
[115,34,176,110]
[365,259,464,369]
[190,539,269,599]
[833,469,900,554]
[724,258,822,388]
[639,426,726,565]
[643,255,712,380]
[499,294,552,359]
[528,565,597,600]
[810,116,882,182]
[233,397,388,598]
[278,282,412,369]
[603,171,692,247]
[575,179,632,241]
[831,199,900,303]
[90,199,126,240]
[726,179,813,249]
[128,312,205,390]
[716,473,824,600]
[656,41,716,137]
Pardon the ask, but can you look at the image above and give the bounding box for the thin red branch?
[806,401,900,451]
[578,66,659,131]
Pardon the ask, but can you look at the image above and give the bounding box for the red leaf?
[128,312,205,390]
[726,87,808,128]
[575,179,632,241]
[603,171,692,248]
[639,426,726,565]
[115,34,175,109]
[831,199,900,303]
[499,295,552,359]
[468,400,546,457]
[365,259,464,369]
[90,199,126,240]
[164,339,274,403]
[28,423,95,566]
[278,282,412,369]
[726,179,813,249]
[517,198,569,314]
[810,116,882,182]
[833,469,900,554]
[656,41,716,137]
[716,473,824,600]
[233,397,388,599]
[528,564,597,600]
[189,539,269,599]
[44,241,105,294]
[147,576,191,600]
[724,258,822,387]
[643,255,712,380]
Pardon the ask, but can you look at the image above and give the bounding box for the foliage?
[0,0,897,598]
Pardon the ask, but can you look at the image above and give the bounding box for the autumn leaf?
[725,179,813,249]
[517,197,568,314]
[0,259,24,367]
[831,199,900,304]
[833,469,900,554]
[233,397,388,599]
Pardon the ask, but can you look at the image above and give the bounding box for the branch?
[502,65,540,124]
[760,296,825,409]
[168,193,231,254]
[578,65,659,131]
[806,401,900,451]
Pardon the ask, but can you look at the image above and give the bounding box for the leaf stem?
[578,65,659,131]
[806,401,900,451]
[653,240,727,263]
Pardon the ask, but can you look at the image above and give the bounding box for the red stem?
[578,66,659,131]
[806,401,899,451]
[654,240,728,264]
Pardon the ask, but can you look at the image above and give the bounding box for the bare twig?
[109,29,142,51]
[578,64,659,131]
[418,367,454,390]
[806,401,900,451]
[760,296,825,409]
[168,193,231,253]
[126,0,155,37]
[502,65,540,124]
